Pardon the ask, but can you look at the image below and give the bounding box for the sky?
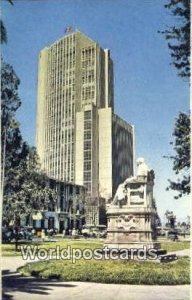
[2,0,190,222]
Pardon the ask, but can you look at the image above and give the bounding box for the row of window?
[84,150,91,160]
[48,60,75,72]
[83,110,92,193]
[84,171,91,182]
[84,122,91,130]
[84,131,91,140]
[84,140,91,151]
[82,69,95,84]
[84,161,91,170]
[82,86,95,101]
[84,110,92,120]
[82,47,95,59]
[50,77,75,84]
[82,60,95,68]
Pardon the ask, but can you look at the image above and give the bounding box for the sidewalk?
[168,248,190,257]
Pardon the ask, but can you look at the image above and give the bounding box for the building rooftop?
[42,29,99,51]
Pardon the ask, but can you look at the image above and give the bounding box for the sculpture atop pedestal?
[105,158,160,250]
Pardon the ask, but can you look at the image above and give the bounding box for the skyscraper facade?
[36,31,134,201]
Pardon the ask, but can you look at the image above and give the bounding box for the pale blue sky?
[2,0,190,222]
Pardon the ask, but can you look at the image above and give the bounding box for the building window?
[84,121,91,130]
[84,161,91,170]
[84,110,91,120]
[84,131,91,140]
[84,140,91,150]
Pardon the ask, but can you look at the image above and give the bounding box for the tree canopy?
[3,146,57,226]
[1,0,14,43]
[1,9,56,226]
[160,1,190,200]
[166,112,190,199]
[1,59,23,191]
[160,0,190,78]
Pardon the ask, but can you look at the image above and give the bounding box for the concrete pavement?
[2,256,190,300]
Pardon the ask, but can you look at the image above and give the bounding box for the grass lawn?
[18,257,190,285]
[160,240,190,252]
[1,239,103,256]
[1,239,190,256]
[2,239,190,285]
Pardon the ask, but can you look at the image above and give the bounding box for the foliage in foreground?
[160,1,190,200]
[1,59,56,226]
[2,145,57,226]
[160,0,190,78]
[165,112,190,199]
[18,257,190,285]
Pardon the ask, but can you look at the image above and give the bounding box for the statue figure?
[137,158,149,176]
[105,157,159,251]
[111,158,152,206]
[112,182,127,205]
[112,176,137,205]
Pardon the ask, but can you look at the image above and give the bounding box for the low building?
[22,179,86,233]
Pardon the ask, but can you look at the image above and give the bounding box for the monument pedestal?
[105,207,160,250]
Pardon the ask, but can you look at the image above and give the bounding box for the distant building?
[85,197,107,226]
[28,179,86,233]
[36,31,135,223]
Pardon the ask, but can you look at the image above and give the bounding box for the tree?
[1,20,7,44]
[1,59,21,122]
[1,0,14,44]
[165,112,190,199]
[1,59,23,195]
[1,22,56,228]
[3,146,57,226]
[160,1,190,199]
[160,0,190,78]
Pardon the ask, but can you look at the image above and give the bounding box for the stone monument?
[104,158,160,250]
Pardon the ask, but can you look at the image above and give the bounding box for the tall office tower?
[36,31,134,201]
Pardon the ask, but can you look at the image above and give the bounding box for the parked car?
[2,226,33,243]
[82,225,107,238]
[2,226,15,243]
[47,228,58,236]
[18,227,33,240]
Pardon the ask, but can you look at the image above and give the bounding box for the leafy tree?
[3,145,57,226]
[165,112,190,199]
[1,61,56,226]
[1,28,56,228]
[1,59,21,122]
[160,1,190,199]
[1,20,7,44]
[160,0,190,78]
[1,0,14,44]
[1,59,23,192]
